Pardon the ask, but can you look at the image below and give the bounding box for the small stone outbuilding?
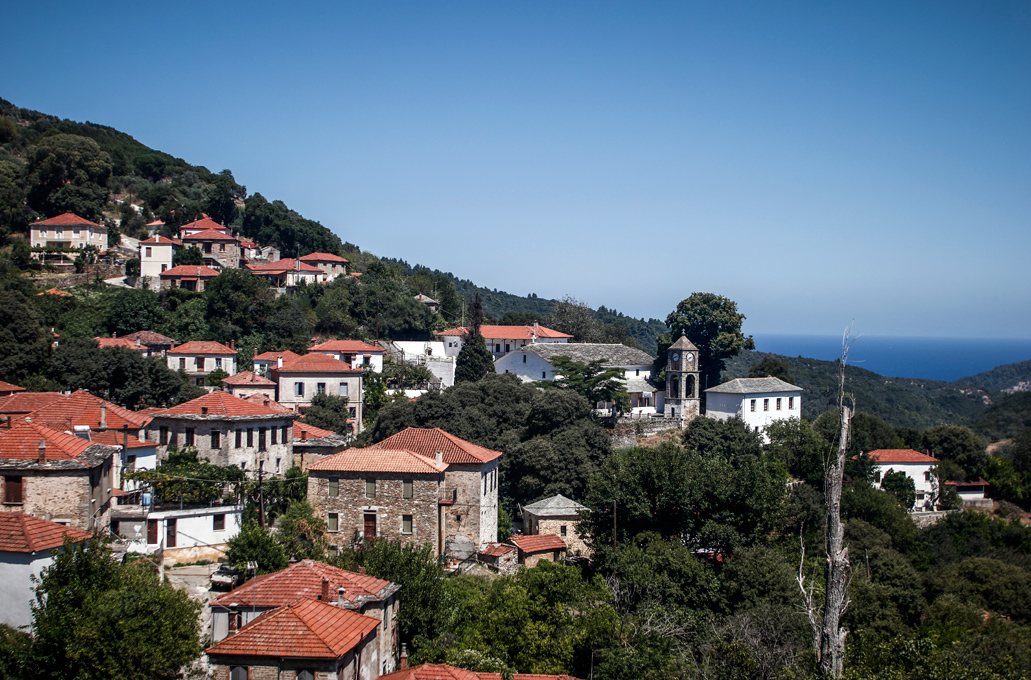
[522,494,591,558]
[507,533,567,568]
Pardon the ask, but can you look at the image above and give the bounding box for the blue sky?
[4,1,1029,338]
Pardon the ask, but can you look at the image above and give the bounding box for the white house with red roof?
[299,252,349,279]
[252,349,303,376]
[159,264,220,292]
[166,340,238,386]
[866,449,940,510]
[246,258,326,290]
[138,235,180,289]
[375,427,502,556]
[29,212,108,254]
[437,323,572,360]
[0,513,91,629]
[309,339,384,372]
[271,354,365,427]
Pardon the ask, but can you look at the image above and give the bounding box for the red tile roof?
[377,428,503,464]
[295,421,338,439]
[32,213,101,227]
[206,598,378,660]
[35,288,73,297]
[121,331,175,345]
[213,559,394,609]
[28,390,151,431]
[0,382,25,394]
[221,370,276,387]
[181,228,238,242]
[96,337,144,350]
[243,394,292,413]
[865,449,938,464]
[381,665,580,680]
[438,325,572,340]
[309,340,382,354]
[160,264,220,278]
[155,391,290,418]
[308,446,446,474]
[300,252,349,263]
[254,350,303,363]
[0,393,67,416]
[274,353,362,374]
[0,421,99,464]
[479,544,515,558]
[246,258,322,273]
[508,534,567,554]
[167,341,236,355]
[0,512,91,553]
[139,235,181,245]
[179,216,228,233]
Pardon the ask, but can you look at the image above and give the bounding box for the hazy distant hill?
[955,359,1031,394]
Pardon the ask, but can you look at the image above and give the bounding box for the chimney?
[231,339,236,350]
[435,450,443,467]
[301,429,307,442]
[38,440,46,465]
[358,566,366,575]
[277,356,283,368]
[112,331,117,338]
[337,586,345,606]
[320,577,330,602]
[100,403,107,430]
[400,644,408,670]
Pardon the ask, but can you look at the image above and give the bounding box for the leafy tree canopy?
[748,355,794,384]
[546,356,629,412]
[662,292,755,394]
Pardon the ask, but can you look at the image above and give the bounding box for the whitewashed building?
[437,324,572,359]
[29,213,108,254]
[166,341,238,386]
[138,235,179,290]
[867,449,939,510]
[704,377,802,442]
[380,340,455,388]
[114,504,243,565]
[308,340,384,372]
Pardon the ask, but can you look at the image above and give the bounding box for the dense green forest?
[958,358,1031,393]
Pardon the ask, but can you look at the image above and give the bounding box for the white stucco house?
[0,513,92,629]
[704,377,802,442]
[308,340,384,372]
[437,324,572,359]
[166,341,238,387]
[113,504,243,565]
[138,235,179,291]
[866,449,939,510]
[380,340,455,388]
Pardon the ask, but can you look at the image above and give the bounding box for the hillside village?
[1,106,1031,680]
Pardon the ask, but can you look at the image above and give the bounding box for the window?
[560,525,567,537]
[505,344,510,353]
[364,513,376,538]
[126,455,136,472]
[366,479,376,498]
[402,515,413,534]
[73,227,80,236]
[403,480,413,499]
[166,519,177,548]
[203,243,212,254]
[210,430,220,449]
[763,399,769,411]
[329,478,339,496]
[246,429,254,447]
[235,429,242,448]
[282,425,289,443]
[213,514,225,531]
[230,667,248,680]
[776,398,782,410]
[215,357,222,369]
[194,357,201,370]
[179,358,186,370]
[3,476,23,505]
[185,428,195,447]
[328,513,339,532]
[258,428,267,451]
[875,471,882,483]
[788,397,794,410]
[349,407,356,418]
[145,246,152,257]
[159,426,168,445]
[219,243,226,252]
[295,382,305,397]
[542,371,546,379]
[750,399,756,412]
[339,382,348,397]
[522,354,526,363]
[271,427,277,445]
[161,264,167,272]
[317,382,326,395]
[924,471,931,481]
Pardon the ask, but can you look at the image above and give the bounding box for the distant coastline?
[750,334,1031,382]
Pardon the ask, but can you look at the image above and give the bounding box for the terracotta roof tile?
[0,382,26,394]
[181,227,238,241]
[508,534,567,554]
[213,560,394,608]
[168,341,236,355]
[295,422,338,439]
[300,252,349,263]
[309,446,446,474]
[35,288,73,297]
[479,544,515,557]
[179,217,228,233]
[139,235,181,245]
[96,337,144,350]
[121,331,176,345]
[155,391,290,418]
[0,421,107,465]
[243,394,292,412]
[221,370,276,387]
[273,354,362,374]
[377,428,503,465]
[160,264,220,278]
[33,212,102,227]
[309,340,382,354]
[0,512,91,553]
[0,393,66,416]
[254,350,303,363]
[438,325,572,340]
[866,449,938,464]
[247,258,323,273]
[28,390,151,430]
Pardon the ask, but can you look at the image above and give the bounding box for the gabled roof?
[705,377,802,394]
[300,252,349,263]
[155,391,290,418]
[522,494,588,517]
[33,213,102,227]
[0,392,67,416]
[438,325,572,340]
[139,235,181,245]
[273,353,362,374]
[309,340,382,354]
[243,394,292,413]
[221,370,276,387]
[508,534,567,554]
[28,390,151,431]
[0,421,116,468]
[866,449,938,464]
[294,421,338,440]
[160,264,220,278]
[179,216,229,233]
[206,598,379,659]
[167,341,236,355]
[308,446,446,475]
[181,228,238,242]
[121,330,176,345]
[376,428,503,465]
[0,382,26,394]
[96,337,144,350]
[212,559,396,609]
[254,350,303,363]
[520,343,654,367]
[246,258,322,273]
[479,543,515,558]
[0,512,91,553]
[36,288,72,297]
[669,332,699,351]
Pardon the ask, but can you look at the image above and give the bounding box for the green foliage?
[0,623,30,680]
[242,192,344,258]
[204,170,244,227]
[25,133,111,221]
[125,446,245,504]
[225,521,288,574]
[922,425,986,478]
[455,332,495,383]
[841,479,920,554]
[172,245,204,266]
[880,470,917,510]
[301,392,351,434]
[662,293,755,394]
[29,538,202,680]
[920,509,1031,567]
[0,290,50,384]
[124,257,140,277]
[104,287,164,337]
[748,355,794,383]
[766,417,830,484]
[973,392,1031,442]
[206,367,229,387]
[958,358,1031,394]
[275,500,328,562]
[546,356,630,413]
[203,268,275,341]
[497,506,513,542]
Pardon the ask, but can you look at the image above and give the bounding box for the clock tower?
[664,331,702,424]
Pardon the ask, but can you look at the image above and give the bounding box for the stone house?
[112,330,176,358]
[437,323,571,359]
[0,513,92,629]
[159,264,220,292]
[181,227,240,269]
[166,340,238,387]
[29,212,108,254]
[477,543,517,575]
[705,377,802,443]
[206,598,381,680]
[145,392,296,475]
[0,421,117,531]
[308,340,385,373]
[138,235,179,290]
[210,559,401,674]
[308,446,448,555]
[246,258,326,289]
[299,252,349,279]
[521,494,591,558]
[271,354,364,428]
[374,428,502,558]
[292,422,349,470]
[221,371,277,400]
[865,449,939,510]
[507,534,567,568]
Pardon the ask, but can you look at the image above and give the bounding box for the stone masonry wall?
[309,472,442,554]
[148,417,293,475]
[535,517,591,558]
[443,463,497,558]
[0,471,93,529]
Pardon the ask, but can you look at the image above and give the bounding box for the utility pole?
[258,461,266,529]
[612,500,617,550]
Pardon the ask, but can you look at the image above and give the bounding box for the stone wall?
[1,470,96,530]
[609,416,686,447]
[534,517,591,558]
[147,417,294,474]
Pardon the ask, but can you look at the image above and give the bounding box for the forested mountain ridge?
[956,358,1031,394]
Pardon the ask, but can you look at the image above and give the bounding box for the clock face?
[686,353,694,362]
[672,353,680,361]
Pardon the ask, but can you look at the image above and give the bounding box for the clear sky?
[4,1,1029,338]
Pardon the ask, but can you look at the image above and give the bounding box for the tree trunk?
[819,404,851,677]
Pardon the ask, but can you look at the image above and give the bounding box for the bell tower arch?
[664,331,702,424]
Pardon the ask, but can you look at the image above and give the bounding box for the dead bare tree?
[799,325,855,678]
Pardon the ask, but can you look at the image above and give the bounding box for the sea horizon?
[750,334,1031,383]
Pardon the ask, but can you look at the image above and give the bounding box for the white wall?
[0,551,51,629]
[706,391,802,443]
[310,350,384,373]
[166,354,237,376]
[122,506,242,554]
[874,463,937,508]
[495,350,554,381]
[139,242,173,290]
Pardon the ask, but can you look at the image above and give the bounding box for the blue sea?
[751,335,1031,383]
